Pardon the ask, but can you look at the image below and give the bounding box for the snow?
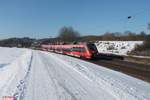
[0,47,150,100]
[95,41,143,55]
[0,47,26,67]
[0,47,32,100]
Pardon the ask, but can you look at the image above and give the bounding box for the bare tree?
[58,26,80,42]
[139,31,146,40]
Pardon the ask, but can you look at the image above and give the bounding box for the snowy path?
[23,51,116,100]
[0,48,150,100]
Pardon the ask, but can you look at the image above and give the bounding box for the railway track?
[89,59,150,83]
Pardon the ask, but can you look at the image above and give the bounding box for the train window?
[63,48,71,52]
[72,47,78,52]
[72,47,85,52]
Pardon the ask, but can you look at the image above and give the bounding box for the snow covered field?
[0,47,26,67]
[95,41,143,55]
[0,47,150,100]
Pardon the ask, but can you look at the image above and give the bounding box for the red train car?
[41,43,99,59]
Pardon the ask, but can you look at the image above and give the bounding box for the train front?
[86,43,99,59]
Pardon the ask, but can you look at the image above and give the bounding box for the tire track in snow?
[22,51,73,100]
[40,53,89,99]
[39,52,116,100]
[38,53,78,100]
[13,52,33,100]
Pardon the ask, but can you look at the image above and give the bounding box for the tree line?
[56,25,150,42]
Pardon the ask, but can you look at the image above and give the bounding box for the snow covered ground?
[95,41,143,55]
[0,47,26,67]
[0,47,150,100]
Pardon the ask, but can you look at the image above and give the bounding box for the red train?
[41,43,100,59]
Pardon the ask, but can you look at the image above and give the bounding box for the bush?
[129,39,150,56]
[134,39,150,51]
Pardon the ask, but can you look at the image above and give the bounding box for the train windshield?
[87,43,98,52]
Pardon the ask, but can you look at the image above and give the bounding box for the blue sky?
[0,0,150,39]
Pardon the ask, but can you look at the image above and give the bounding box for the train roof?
[41,42,95,48]
[42,44,86,48]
